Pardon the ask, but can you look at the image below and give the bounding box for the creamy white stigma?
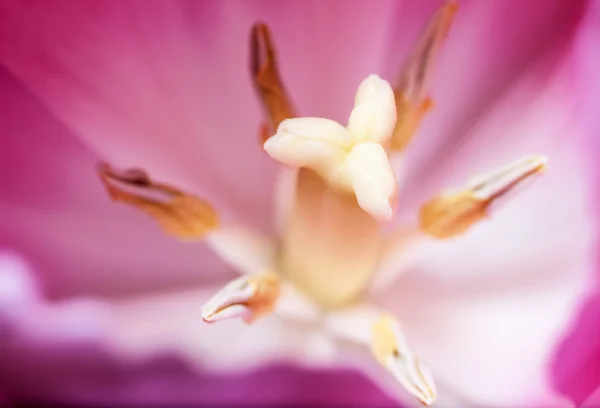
[264,75,398,222]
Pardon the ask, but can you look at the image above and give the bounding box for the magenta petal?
[549,2,600,404]
[0,0,273,227]
[377,5,599,400]
[0,251,40,308]
[0,265,397,406]
[0,68,231,297]
[0,253,396,406]
[392,0,588,192]
[571,0,600,206]
[0,0,407,228]
[2,346,399,406]
[581,387,600,407]
[551,295,600,405]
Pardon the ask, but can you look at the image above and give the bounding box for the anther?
[201,272,281,324]
[371,314,437,405]
[251,23,296,141]
[391,2,457,152]
[419,155,548,239]
[97,162,218,240]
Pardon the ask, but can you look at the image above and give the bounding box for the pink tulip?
[0,0,598,406]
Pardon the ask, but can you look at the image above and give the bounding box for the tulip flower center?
[96,4,550,405]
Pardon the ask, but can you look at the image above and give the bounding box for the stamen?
[419,155,548,239]
[251,23,296,142]
[371,314,437,406]
[97,162,218,240]
[391,1,457,152]
[391,95,434,152]
[201,272,280,324]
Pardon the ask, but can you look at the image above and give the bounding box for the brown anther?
[251,23,296,140]
[419,155,547,239]
[97,162,219,240]
[371,314,400,366]
[258,122,271,144]
[391,94,434,152]
[244,272,281,323]
[419,191,486,239]
[391,1,457,152]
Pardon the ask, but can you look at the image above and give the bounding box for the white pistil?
[264,75,399,221]
[342,142,398,221]
[278,168,381,308]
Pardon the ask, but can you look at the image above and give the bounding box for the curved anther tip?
[250,22,274,75]
[201,273,281,324]
[469,154,549,201]
[387,355,437,406]
[201,277,255,323]
[445,1,459,14]
[96,161,111,173]
[372,315,436,405]
[250,21,269,35]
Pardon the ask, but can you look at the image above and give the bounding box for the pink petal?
[551,295,600,405]
[0,68,232,297]
[581,387,600,407]
[400,57,593,286]
[2,315,398,406]
[0,1,587,225]
[3,350,396,406]
[392,0,588,193]
[1,1,596,405]
[0,251,40,310]
[378,47,596,405]
[0,256,396,406]
[105,285,317,373]
[0,0,407,228]
[550,1,600,403]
